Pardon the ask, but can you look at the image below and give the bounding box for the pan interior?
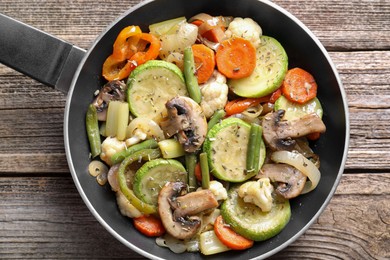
[64,0,348,259]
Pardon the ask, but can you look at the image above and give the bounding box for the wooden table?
[1,0,389,259]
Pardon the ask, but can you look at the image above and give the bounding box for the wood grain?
[0,174,388,259]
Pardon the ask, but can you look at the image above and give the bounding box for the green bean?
[252,126,263,172]
[183,46,202,103]
[207,109,226,131]
[86,104,101,158]
[118,148,161,215]
[111,138,159,165]
[185,153,198,191]
[200,152,210,189]
[246,123,262,174]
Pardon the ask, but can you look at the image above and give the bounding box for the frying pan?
[0,0,349,259]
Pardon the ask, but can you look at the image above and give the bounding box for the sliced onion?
[107,164,120,192]
[96,171,108,186]
[189,13,232,30]
[271,150,321,194]
[188,13,214,23]
[159,22,198,59]
[88,160,108,177]
[162,234,188,253]
[242,104,263,118]
[197,35,220,50]
[185,237,200,252]
[229,113,261,125]
[156,237,168,248]
[200,209,220,233]
[165,52,184,70]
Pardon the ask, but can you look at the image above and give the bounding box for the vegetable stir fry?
[86,13,326,255]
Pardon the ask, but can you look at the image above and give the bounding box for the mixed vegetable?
[86,13,326,255]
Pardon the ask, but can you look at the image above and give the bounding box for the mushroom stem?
[262,110,326,151]
[158,182,218,240]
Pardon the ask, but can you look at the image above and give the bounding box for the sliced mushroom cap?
[158,182,218,240]
[262,110,326,151]
[160,96,207,153]
[260,163,307,199]
[92,80,127,121]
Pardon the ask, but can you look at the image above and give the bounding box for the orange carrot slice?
[224,95,271,116]
[133,215,165,237]
[214,215,254,250]
[216,37,256,79]
[192,44,216,84]
[281,67,318,104]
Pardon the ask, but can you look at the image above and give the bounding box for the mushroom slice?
[260,163,307,199]
[158,182,218,240]
[262,110,326,151]
[92,80,127,121]
[170,189,218,220]
[160,96,207,153]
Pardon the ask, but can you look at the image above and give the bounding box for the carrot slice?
[307,132,321,141]
[224,96,271,116]
[216,37,256,79]
[194,162,213,182]
[194,162,202,182]
[133,215,165,237]
[214,215,254,250]
[192,44,216,84]
[269,88,282,104]
[202,27,226,43]
[281,67,318,104]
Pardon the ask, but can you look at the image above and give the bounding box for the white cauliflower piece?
[238,178,274,212]
[125,128,147,147]
[116,191,142,218]
[208,180,228,201]
[100,136,126,166]
[225,17,262,48]
[200,71,228,118]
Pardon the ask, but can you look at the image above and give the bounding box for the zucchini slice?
[127,60,188,122]
[133,158,187,206]
[221,184,291,241]
[203,118,265,182]
[274,95,323,121]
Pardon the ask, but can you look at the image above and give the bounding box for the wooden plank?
[0,174,388,259]
[274,0,390,51]
[0,0,389,51]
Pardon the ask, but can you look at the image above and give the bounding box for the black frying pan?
[0,0,349,259]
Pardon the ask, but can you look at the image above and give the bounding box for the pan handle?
[0,14,86,94]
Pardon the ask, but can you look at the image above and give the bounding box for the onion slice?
[271,150,321,194]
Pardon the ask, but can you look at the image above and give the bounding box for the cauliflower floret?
[208,180,228,201]
[238,178,274,212]
[125,128,147,147]
[200,71,228,118]
[100,136,126,166]
[116,191,142,218]
[196,180,228,201]
[225,17,262,48]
